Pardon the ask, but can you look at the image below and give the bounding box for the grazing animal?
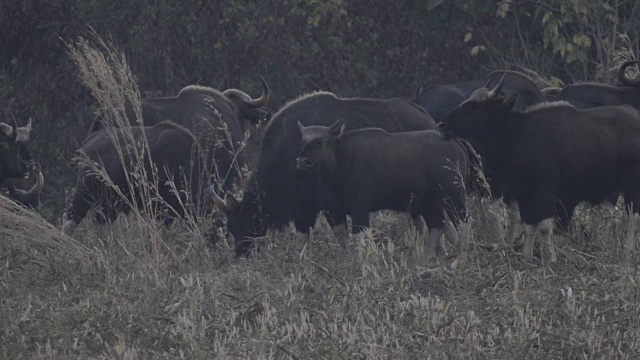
[544,60,640,109]
[209,91,438,256]
[438,77,640,261]
[413,70,544,122]
[63,121,204,234]
[63,80,271,235]
[89,77,271,133]
[295,121,472,257]
[0,117,44,207]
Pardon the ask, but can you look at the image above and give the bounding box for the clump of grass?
[0,194,91,260]
[3,194,640,358]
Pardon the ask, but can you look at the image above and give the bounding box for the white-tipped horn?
[223,76,271,108]
[28,165,44,195]
[0,122,12,137]
[209,185,228,214]
[487,73,507,99]
[25,117,33,132]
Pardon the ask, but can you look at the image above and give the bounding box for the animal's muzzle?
[296,156,313,170]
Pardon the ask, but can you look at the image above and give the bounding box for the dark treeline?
[1,0,638,220]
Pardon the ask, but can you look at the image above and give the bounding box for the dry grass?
[2,34,639,359]
[2,198,640,359]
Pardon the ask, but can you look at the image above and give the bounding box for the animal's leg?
[473,196,487,226]
[293,212,316,244]
[62,181,95,236]
[457,219,472,254]
[520,182,557,259]
[505,201,521,245]
[349,209,370,248]
[443,217,459,255]
[412,215,427,237]
[538,218,556,262]
[426,227,445,259]
[522,222,536,259]
[481,197,504,242]
[554,199,577,235]
[423,201,446,259]
[350,209,370,235]
[626,213,640,253]
[441,184,468,255]
[326,210,349,248]
[620,168,640,251]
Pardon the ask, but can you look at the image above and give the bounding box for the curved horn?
[21,165,44,196]
[222,76,271,108]
[25,117,33,132]
[0,122,12,137]
[617,60,640,87]
[248,75,270,108]
[483,75,495,89]
[12,165,44,207]
[9,114,18,141]
[487,73,507,99]
[209,185,228,214]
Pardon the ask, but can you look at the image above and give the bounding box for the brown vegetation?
[2,1,640,358]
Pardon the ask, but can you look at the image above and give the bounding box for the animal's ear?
[328,119,345,138]
[501,93,518,111]
[297,120,306,133]
[415,85,425,97]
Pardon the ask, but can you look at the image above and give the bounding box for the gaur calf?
[295,120,472,258]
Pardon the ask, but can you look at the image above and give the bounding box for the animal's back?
[340,129,467,205]
[513,105,640,201]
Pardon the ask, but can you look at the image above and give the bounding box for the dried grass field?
[2,196,640,359]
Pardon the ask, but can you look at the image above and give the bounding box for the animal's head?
[296,119,345,171]
[438,75,517,139]
[0,117,34,181]
[209,185,265,256]
[223,76,272,128]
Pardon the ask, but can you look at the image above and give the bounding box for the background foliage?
[0,0,639,220]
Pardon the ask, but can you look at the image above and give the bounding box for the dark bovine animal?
[543,60,640,109]
[209,91,437,256]
[294,121,472,257]
[413,70,544,123]
[63,80,271,235]
[415,71,545,243]
[0,118,44,208]
[63,121,203,234]
[438,77,640,262]
[89,77,271,133]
